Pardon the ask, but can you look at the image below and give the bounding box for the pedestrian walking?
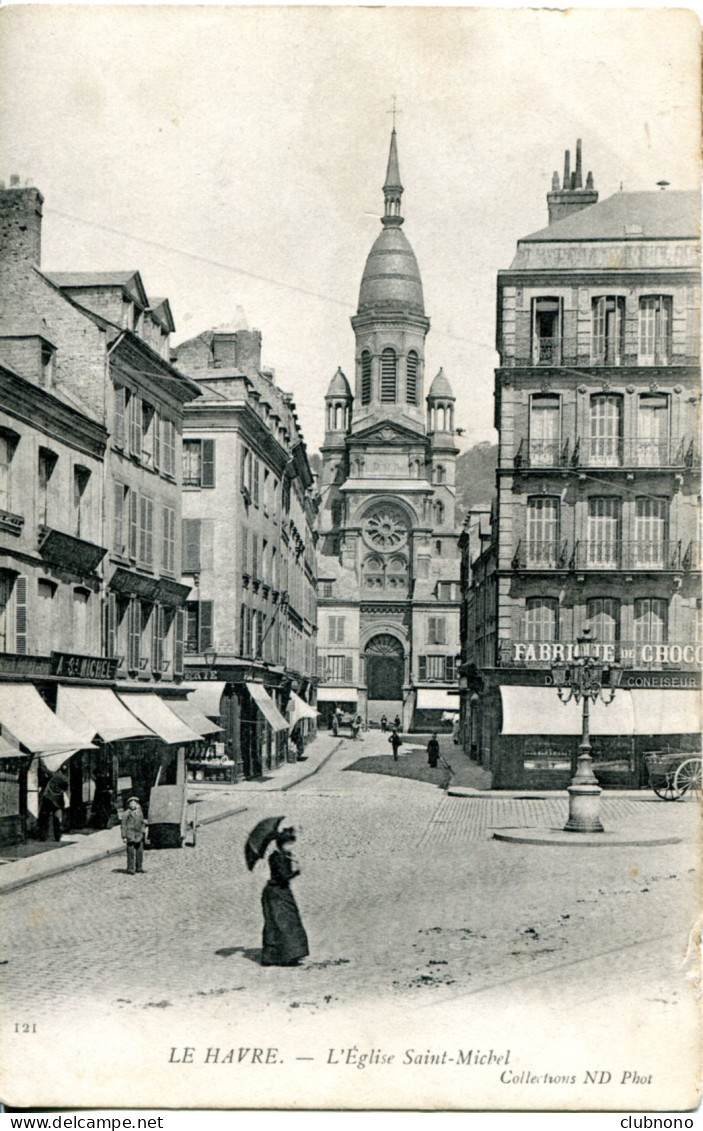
[380,714,388,733]
[393,714,401,730]
[38,768,68,841]
[351,713,363,740]
[260,826,309,967]
[121,796,148,875]
[389,728,402,761]
[427,732,440,769]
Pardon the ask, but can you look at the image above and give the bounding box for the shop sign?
[0,653,52,678]
[523,747,571,771]
[51,652,119,681]
[186,669,221,681]
[504,641,703,669]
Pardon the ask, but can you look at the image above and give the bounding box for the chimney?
[235,329,262,378]
[547,141,598,225]
[0,180,44,268]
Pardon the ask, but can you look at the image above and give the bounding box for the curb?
[280,739,344,790]
[493,827,684,847]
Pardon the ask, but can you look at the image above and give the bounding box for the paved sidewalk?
[0,730,342,895]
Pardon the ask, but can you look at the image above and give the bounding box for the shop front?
[244,680,290,776]
[117,691,202,811]
[316,686,358,730]
[287,689,319,760]
[413,688,459,733]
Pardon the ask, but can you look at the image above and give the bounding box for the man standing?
[389,728,402,762]
[121,796,148,875]
[427,733,440,769]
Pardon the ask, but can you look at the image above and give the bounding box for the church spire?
[382,128,404,228]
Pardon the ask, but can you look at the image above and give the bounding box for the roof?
[428,367,454,399]
[46,270,148,307]
[522,190,700,243]
[326,367,351,398]
[358,226,425,317]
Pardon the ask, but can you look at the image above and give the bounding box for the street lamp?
[203,649,218,671]
[551,628,623,833]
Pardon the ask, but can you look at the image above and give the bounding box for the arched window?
[406,351,418,404]
[380,349,397,403]
[334,404,343,430]
[434,501,445,525]
[363,555,385,590]
[361,351,372,405]
[437,405,446,431]
[386,556,408,591]
[434,464,446,485]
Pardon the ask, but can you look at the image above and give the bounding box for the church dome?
[326,367,352,398]
[357,226,425,317]
[428,367,454,399]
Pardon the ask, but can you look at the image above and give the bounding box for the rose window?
[363,508,409,551]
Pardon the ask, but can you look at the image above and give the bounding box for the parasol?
[245,815,285,870]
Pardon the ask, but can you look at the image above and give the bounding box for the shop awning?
[416,688,460,710]
[56,686,154,745]
[166,698,224,737]
[180,681,227,719]
[118,693,201,745]
[630,689,701,736]
[288,690,319,726]
[245,682,289,733]
[500,686,636,736]
[316,687,358,703]
[0,682,94,762]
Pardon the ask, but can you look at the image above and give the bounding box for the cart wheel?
[652,774,684,802]
[673,758,702,799]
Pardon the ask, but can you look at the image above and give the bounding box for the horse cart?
[644,752,702,801]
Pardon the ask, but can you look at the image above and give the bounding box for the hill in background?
[455,441,498,519]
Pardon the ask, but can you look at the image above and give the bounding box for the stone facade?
[317,131,461,731]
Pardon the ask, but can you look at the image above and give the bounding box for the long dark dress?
[261,847,309,966]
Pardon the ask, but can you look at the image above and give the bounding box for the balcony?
[0,508,24,536]
[513,437,698,471]
[569,540,686,572]
[38,526,107,575]
[501,336,700,369]
[512,539,570,571]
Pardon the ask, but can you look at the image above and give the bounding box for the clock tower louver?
[317,128,461,732]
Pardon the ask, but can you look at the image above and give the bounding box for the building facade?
[316,131,461,731]
[173,323,318,779]
[461,144,701,788]
[0,181,203,843]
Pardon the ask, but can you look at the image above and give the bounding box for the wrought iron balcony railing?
[512,437,698,470]
[500,336,700,369]
[569,540,686,571]
[512,539,570,571]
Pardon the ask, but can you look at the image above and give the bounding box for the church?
[316,129,461,731]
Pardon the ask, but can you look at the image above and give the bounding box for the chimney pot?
[10,174,20,187]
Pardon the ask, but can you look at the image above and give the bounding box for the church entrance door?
[365,634,404,701]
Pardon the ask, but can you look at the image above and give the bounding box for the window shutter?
[146,498,154,566]
[14,576,27,654]
[162,419,175,477]
[437,617,446,644]
[130,393,142,458]
[152,604,164,673]
[182,519,201,572]
[106,592,116,658]
[128,598,140,671]
[139,497,147,564]
[113,484,124,553]
[446,656,455,681]
[114,386,126,449]
[153,411,161,472]
[199,601,214,651]
[128,490,138,559]
[344,655,353,683]
[174,608,184,676]
[202,439,215,487]
[418,655,427,681]
[253,459,260,504]
[241,524,249,572]
[427,617,436,644]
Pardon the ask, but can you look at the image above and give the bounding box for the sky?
[0,6,699,457]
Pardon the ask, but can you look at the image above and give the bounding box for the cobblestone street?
[1,732,699,1109]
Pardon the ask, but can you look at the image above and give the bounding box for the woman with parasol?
[245,816,309,967]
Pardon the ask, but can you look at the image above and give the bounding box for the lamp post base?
[564,782,604,833]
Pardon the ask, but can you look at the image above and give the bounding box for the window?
[251,534,259,579]
[0,572,27,654]
[113,386,126,449]
[434,464,446,485]
[37,448,57,526]
[72,465,91,538]
[255,610,265,657]
[127,598,141,671]
[587,597,620,643]
[587,497,621,567]
[634,598,668,644]
[437,581,456,601]
[528,394,560,466]
[185,600,213,654]
[427,616,446,645]
[174,609,185,676]
[129,391,142,459]
[526,496,560,566]
[151,605,166,673]
[380,348,397,402]
[37,579,56,655]
[241,524,249,573]
[592,296,625,365]
[322,582,333,597]
[532,297,561,364]
[635,497,668,566]
[434,501,445,525]
[128,490,138,560]
[0,431,18,513]
[362,555,385,590]
[589,394,623,466]
[253,459,260,505]
[240,604,253,657]
[161,418,176,478]
[435,540,442,556]
[637,395,669,466]
[329,615,346,643]
[73,588,90,653]
[40,344,55,389]
[639,296,672,365]
[386,556,408,591]
[162,506,176,574]
[327,654,353,682]
[418,655,455,681]
[524,597,559,642]
[361,351,372,404]
[406,351,418,404]
[183,439,215,487]
[138,496,154,567]
[141,402,156,465]
[113,484,126,555]
[182,519,201,573]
